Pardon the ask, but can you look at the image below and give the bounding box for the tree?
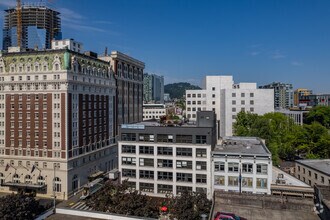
[0,193,46,220]
[304,106,330,128]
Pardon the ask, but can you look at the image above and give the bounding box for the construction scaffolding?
[2,3,61,50]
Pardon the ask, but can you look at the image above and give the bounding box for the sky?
[0,0,330,93]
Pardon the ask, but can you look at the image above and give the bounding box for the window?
[121,133,136,141]
[212,87,215,91]
[250,107,254,112]
[214,161,225,171]
[232,100,236,105]
[308,171,311,176]
[232,107,236,112]
[177,186,192,194]
[241,93,245,97]
[257,164,268,174]
[228,162,239,172]
[321,176,324,183]
[54,177,62,192]
[157,172,173,181]
[176,135,192,143]
[139,134,154,142]
[140,182,154,192]
[157,184,173,194]
[314,173,318,180]
[176,148,192,157]
[122,157,136,165]
[196,148,207,157]
[242,163,253,173]
[214,175,225,185]
[122,145,136,154]
[13,174,20,183]
[196,161,207,170]
[212,101,215,105]
[139,146,154,154]
[228,176,239,186]
[176,160,192,169]
[196,135,207,144]
[212,94,216,98]
[139,158,154,167]
[139,170,154,179]
[240,177,253,188]
[122,169,136,178]
[176,173,192,182]
[157,147,173,155]
[157,159,173,168]
[250,100,254,105]
[250,93,254,97]
[196,174,207,183]
[232,93,236,97]
[157,134,173,143]
[256,178,267,188]
[241,100,245,105]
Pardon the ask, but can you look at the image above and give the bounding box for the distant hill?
[164,82,201,99]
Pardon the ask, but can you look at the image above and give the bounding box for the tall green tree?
[304,106,330,128]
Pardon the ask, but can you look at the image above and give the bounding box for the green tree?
[305,106,330,128]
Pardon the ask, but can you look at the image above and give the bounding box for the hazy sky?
[1,0,330,93]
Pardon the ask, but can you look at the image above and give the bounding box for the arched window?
[37,176,45,185]
[72,174,78,191]
[13,174,20,183]
[54,177,61,192]
[54,63,59,71]
[25,175,32,184]
[0,173,4,185]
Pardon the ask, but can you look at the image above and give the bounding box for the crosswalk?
[70,201,94,211]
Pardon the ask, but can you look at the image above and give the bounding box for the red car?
[214,212,247,220]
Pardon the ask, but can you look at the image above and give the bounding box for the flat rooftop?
[296,159,330,176]
[272,167,310,187]
[213,136,271,156]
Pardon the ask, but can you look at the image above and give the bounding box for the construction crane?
[17,0,22,48]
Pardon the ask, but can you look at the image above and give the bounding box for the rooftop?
[296,159,330,176]
[213,136,271,156]
[272,167,310,187]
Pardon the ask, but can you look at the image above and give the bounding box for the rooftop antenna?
[104,47,108,56]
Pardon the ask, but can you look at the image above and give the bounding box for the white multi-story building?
[186,76,274,137]
[212,137,272,194]
[143,104,166,120]
[51,39,83,53]
[118,111,217,199]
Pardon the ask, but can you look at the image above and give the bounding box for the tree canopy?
[233,108,330,165]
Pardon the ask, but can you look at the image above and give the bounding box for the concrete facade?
[259,82,294,109]
[212,137,272,194]
[118,111,217,199]
[143,104,166,120]
[51,39,83,53]
[186,76,274,137]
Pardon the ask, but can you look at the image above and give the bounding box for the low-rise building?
[275,109,308,125]
[212,137,272,194]
[143,104,166,121]
[118,111,217,199]
[295,159,330,186]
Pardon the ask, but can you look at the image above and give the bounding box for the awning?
[88,170,105,179]
[2,182,47,190]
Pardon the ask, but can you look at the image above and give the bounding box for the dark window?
[196,161,207,170]
[139,170,154,179]
[157,134,173,142]
[314,173,318,180]
[157,172,173,181]
[196,174,207,183]
[196,187,207,194]
[121,133,136,141]
[177,186,192,194]
[196,135,207,144]
[177,148,192,157]
[122,169,136,178]
[176,173,193,182]
[196,148,207,157]
[122,145,136,153]
[157,159,173,168]
[139,134,154,142]
[127,181,136,189]
[122,157,136,165]
[158,184,172,194]
[158,147,173,155]
[176,135,193,143]
[139,146,154,154]
[214,161,225,171]
[256,164,268,174]
[228,162,239,172]
[140,182,154,192]
[242,163,253,173]
[139,158,154,167]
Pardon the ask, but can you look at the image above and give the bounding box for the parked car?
[214,211,247,220]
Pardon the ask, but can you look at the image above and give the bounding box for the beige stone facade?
[295,159,330,187]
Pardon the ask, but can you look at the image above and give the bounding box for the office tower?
[143,73,164,104]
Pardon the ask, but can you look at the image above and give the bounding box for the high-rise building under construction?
[2,3,61,50]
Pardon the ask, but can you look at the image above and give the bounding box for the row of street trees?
[86,180,211,219]
[233,106,330,165]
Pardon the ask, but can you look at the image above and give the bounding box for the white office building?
[212,137,272,195]
[186,76,274,137]
[143,104,166,120]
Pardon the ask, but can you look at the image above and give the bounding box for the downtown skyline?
[0,0,329,92]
